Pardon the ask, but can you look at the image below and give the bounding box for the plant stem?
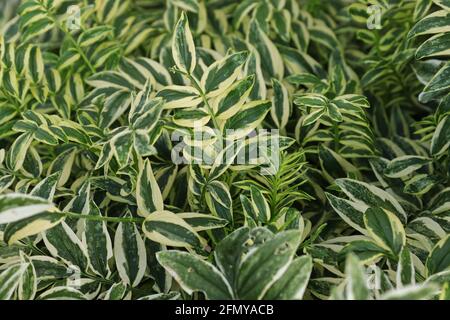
[53,15,96,73]
[185,73,221,131]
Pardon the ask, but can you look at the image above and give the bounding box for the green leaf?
[335,178,407,223]
[81,201,113,278]
[416,33,450,59]
[248,19,284,80]
[384,156,430,178]
[302,107,325,126]
[263,255,313,300]
[31,256,69,281]
[30,171,60,200]
[326,193,367,234]
[201,51,249,97]
[114,215,147,287]
[156,250,233,300]
[43,222,90,272]
[341,240,387,264]
[0,193,56,225]
[0,175,14,193]
[270,78,290,129]
[426,235,450,276]
[408,10,450,38]
[363,207,406,256]
[214,227,251,287]
[171,0,198,13]
[4,211,64,245]
[344,254,369,300]
[46,147,77,187]
[18,253,36,300]
[78,26,112,47]
[172,12,196,74]
[420,62,450,103]
[130,97,164,131]
[431,116,450,155]
[173,108,210,127]
[223,100,271,140]
[236,230,301,299]
[6,132,33,171]
[205,181,233,223]
[26,45,44,83]
[404,174,439,195]
[156,85,201,109]
[176,213,228,231]
[104,282,128,300]
[0,263,27,300]
[250,185,271,223]
[38,286,87,300]
[429,187,450,214]
[319,145,360,182]
[143,210,206,249]
[397,248,415,287]
[214,75,255,120]
[136,159,164,217]
[381,284,439,300]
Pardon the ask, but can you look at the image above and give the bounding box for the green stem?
[184,72,221,131]
[63,211,144,224]
[332,121,339,151]
[53,16,96,73]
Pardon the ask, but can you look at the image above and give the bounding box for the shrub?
[0,0,448,300]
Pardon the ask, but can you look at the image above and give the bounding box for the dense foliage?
[0,0,449,300]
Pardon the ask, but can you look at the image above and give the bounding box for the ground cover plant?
[0,0,449,300]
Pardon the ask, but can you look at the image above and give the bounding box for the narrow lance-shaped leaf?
[114,214,147,287]
[18,253,37,300]
[0,263,27,300]
[271,78,290,129]
[236,230,301,299]
[344,254,369,300]
[201,51,249,97]
[335,178,407,223]
[214,75,255,120]
[224,100,271,140]
[430,116,450,156]
[248,19,284,80]
[250,186,271,223]
[205,181,233,223]
[214,227,251,288]
[136,159,164,217]
[263,255,313,300]
[426,235,450,276]
[384,156,430,178]
[4,173,64,244]
[43,221,90,272]
[176,212,228,231]
[6,132,33,171]
[81,201,113,278]
[172,12,196,74]
[397,248,415,288]
[38,287,87,300]
[0,193,56,225]
[142,210,206,249]
[156,250,234,300]
[363,208,406,256]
